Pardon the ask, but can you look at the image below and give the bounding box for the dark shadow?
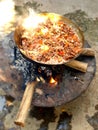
[56,112,72,130]
[30,107,56,130]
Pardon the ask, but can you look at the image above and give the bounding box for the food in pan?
[20,17,82,64]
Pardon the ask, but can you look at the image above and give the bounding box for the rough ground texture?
[0,0,98,130]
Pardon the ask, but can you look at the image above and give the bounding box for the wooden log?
[14,81,37,127]
[65,60,88,72]
[65,48,95,72]
[81,48,95,56]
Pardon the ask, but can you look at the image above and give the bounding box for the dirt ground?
[0,0,98,130]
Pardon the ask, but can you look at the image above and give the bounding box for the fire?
[49,77,58,86]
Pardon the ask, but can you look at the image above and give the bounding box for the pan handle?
[14,81,37,127]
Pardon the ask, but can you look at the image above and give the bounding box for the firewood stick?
[14,81,37,127]
[65,60,88,72]
[65,48,94,72]
[81,48,95,56]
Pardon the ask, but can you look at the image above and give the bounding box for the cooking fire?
[12,40,95,105]
[13,46,64,87]
[11,12,95,108]
[11,12,95,126]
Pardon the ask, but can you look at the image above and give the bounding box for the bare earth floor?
[0,0,98,130]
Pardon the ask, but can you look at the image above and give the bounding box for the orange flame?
[49,77,58,86]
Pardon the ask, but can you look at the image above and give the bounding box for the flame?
[49,77,58,86]
[0,0,15,27]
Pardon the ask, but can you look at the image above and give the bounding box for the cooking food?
[15,13,83,65]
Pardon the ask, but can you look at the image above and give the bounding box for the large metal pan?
[14,13,84,65]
